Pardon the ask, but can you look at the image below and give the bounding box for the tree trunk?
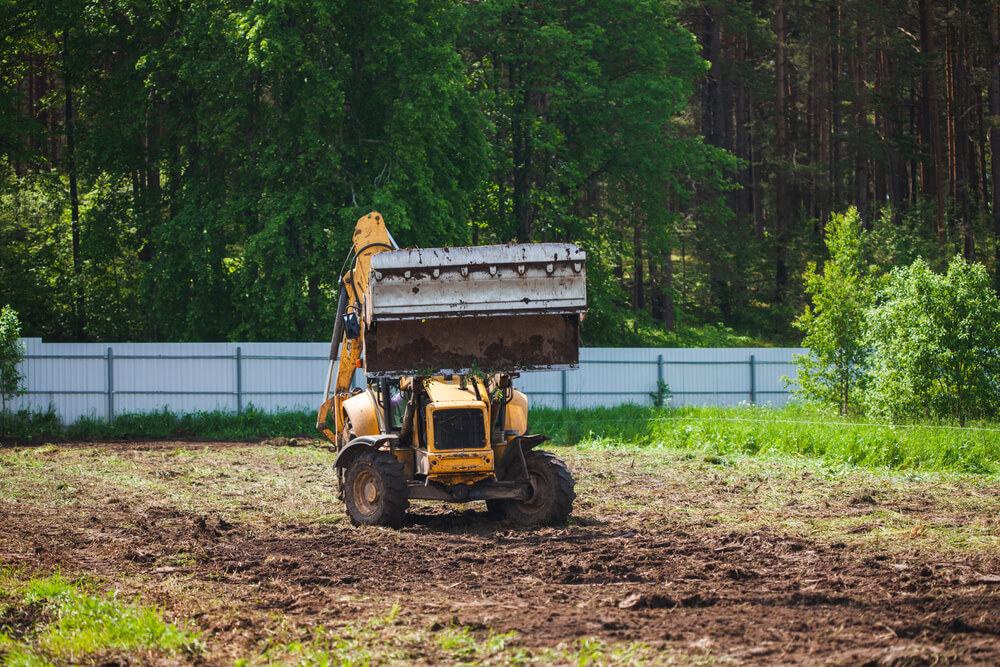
[633,218,644,313]
[956,0,974,261]
[701,5,724,147]
[510,58,533,243]
[735,37,751,226]
[919,0,946,243]
[853,24,870,229]
[63,33,84,341]
[750,90,763,238]
[989,3,1000,288]
[830,4,842,213]
[774,0,789,303]
[814,27,829,227]
[661,246,674,331]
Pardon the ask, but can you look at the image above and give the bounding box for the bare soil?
[2,441,999,665]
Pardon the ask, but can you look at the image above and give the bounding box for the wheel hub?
[353,470,381,515]
[519,472,547,511]
[363,478,378,504]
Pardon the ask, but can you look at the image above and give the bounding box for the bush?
[0,304,26,436]
[864,256,1000,425]
[792,208,872,414]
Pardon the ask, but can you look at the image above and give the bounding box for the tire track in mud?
[60,508,994,664]
[2,442,999,664]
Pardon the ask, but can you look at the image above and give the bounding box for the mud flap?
[496,434,549,480]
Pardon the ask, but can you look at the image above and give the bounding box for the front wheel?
[343,449,409,527]
[504,451,575,525]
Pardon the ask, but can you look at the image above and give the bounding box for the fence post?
[106,347,114,423]
[657,353,664,388]
[560,370,568,410]
[749,353,756,405]
[236,346,243,414]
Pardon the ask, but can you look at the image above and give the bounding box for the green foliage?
[1,0,487,343]
[463,0,735,344]
[0,569,201,664]
[0,167,74,340]
[0,305,26,436]
[3,408,61,441]
[792,208,872,414]
[864,257,1000,425]
[3,0,997,349]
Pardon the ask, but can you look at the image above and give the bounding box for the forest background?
[2,0,999,348]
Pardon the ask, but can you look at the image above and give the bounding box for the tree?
[463,0,733,342]
[864,257,1000,425]
[792,208,872,414]
[0,305,26,436]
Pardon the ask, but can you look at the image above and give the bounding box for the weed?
[0,569,201,664]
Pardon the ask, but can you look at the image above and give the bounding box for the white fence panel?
[11,339,807,424]
[515,347,806,409]
[238,343,330,413]
[18,339,108,422]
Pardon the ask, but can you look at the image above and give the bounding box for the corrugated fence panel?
[517,347,807,410]
[114,343,236,417]
[239,343,330,413]
[11,340,808,424]
[15,339,108,423]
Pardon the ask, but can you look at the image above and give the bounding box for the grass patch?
[7,402,1000,476]
[243,604,690,666]
[4,406,317,443]
[532,403,1000,474]
[0,569,201,665]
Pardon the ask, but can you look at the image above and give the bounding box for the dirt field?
[2,440,999,664]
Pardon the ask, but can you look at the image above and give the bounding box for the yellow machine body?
[416,378,494,485]
[338,376,504,486]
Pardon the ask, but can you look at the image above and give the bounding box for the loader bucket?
[363,243,586,376]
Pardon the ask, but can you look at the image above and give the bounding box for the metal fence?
[12,339,805,424]
[519,347,803,410]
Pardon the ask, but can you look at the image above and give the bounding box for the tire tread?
[505,450,575,525]
[344,449,409,527]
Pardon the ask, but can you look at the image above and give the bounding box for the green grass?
[531,403,1000,475]
[7,402,1000,475]
[0,569,201,665]
[5,406,317,443]
[242,604,688,666]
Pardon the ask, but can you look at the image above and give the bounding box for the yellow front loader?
[317,212,587,527]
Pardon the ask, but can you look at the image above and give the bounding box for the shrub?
[864,256,1000,425]
[0,304,27,436]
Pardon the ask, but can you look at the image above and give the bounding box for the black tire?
[343,449,409,527]
[504,451,575,525]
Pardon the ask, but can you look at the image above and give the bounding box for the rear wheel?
[343,449,409,527]
[504,451,575,525]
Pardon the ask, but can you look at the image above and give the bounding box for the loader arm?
[317,212,396,444]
